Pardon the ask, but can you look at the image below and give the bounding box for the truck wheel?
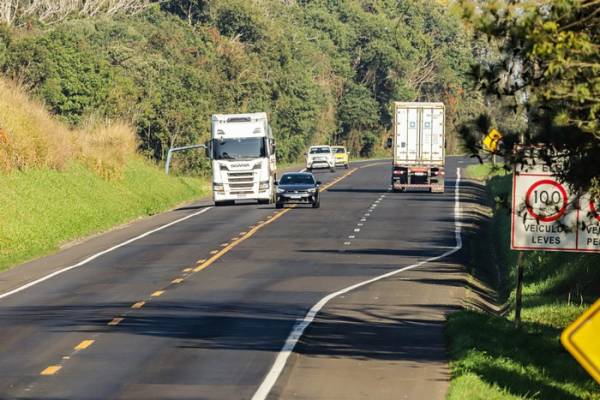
[258,199,270,205]
[345,164,349,169]
[330,166,335,172]
[215,200,234,207]
[276,202,283,209]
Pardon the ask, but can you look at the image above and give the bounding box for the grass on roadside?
[447,163,600,400]
[0,158,209,271]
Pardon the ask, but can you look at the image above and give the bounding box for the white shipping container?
[394,102,445,165]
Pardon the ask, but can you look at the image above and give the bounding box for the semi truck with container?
[388,102,445,193]
[207,112,277,206]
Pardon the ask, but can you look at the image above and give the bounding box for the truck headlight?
[259,181,270,191]
[213,183,224,191]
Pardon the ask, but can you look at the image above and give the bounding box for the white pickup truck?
[306,145,335,172]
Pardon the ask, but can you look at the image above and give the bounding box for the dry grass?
[0,78,137,178]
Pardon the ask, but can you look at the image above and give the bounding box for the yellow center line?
[40,365,62,376]
[74,340,95,350]
[131,301,145,309]
[151,290,165,297]
[171,278,184,284]
[108,317,124,326]
[188,167,357,275]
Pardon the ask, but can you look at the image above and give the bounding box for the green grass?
[463,162,508,181]
[447,163,600,400]
[0,158,209,271]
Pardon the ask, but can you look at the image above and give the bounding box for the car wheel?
[345,164,349,169]
[312,199,320,208]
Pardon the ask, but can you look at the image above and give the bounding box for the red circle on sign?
[590,199,600,221]
[525,179,568,222]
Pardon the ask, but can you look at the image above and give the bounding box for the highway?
[0,157,473,400]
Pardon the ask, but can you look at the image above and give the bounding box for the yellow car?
[332,146,349,169]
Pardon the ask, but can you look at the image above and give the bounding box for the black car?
[275,172,321,209]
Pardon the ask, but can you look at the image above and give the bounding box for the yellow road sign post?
[483,128,503,153]
[561,298,600,384]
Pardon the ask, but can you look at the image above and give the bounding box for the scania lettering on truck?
[208,113,276,206]
[390,102,445,193]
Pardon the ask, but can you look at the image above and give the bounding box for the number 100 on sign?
[511,173,600,252]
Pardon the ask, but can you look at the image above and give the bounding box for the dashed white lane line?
[0,207,214,301]
[251,169,462,400]
[354,228,360,232]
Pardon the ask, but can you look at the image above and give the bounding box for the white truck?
[208,113,277,206]
[389,102,445,193]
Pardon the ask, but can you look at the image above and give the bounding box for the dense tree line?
[459,0,599,195]
[0,0,481,173]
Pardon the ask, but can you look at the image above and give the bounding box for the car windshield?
[212,138,266,160]
[279,174,315,185]
[309,147,330,154]
[334,147,345,154]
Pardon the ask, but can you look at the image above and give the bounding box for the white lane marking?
[251,168,462,400]
[344,242,351,246]
[361,218,366,222]
[0,207,213,301]
[353,228,360,232]
[348,235,355,239]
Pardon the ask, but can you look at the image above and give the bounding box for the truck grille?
[227,171,254,192]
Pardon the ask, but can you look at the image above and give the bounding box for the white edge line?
[0,207,213,300]
[251,167,462,400]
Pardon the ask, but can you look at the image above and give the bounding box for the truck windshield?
[310,147,330,154]
[212,138,266,160]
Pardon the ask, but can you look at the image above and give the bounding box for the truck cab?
[209,113,277,206]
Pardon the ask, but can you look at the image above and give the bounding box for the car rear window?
[309,147,330,154]
[280,174,315,185]
[334,148,345,154]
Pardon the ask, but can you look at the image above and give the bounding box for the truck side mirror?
[386,137,393,148]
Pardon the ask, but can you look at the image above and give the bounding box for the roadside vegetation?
[0,78,208,271]
[0,0,481,170]
[446,164,599,400]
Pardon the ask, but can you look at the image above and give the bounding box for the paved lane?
[0,157,472,400]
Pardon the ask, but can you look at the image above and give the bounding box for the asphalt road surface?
[0,157,474,400]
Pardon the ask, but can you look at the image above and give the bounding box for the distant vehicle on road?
[306,145,335,172]
[332,146,349,169]
[275,172,321,209]
[208,113,277,206]
[387,102,445,193]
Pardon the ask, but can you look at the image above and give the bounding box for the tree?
[460,0,600,195]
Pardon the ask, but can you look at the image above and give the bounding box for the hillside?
[0,78,208,270]
[0,0,480,172]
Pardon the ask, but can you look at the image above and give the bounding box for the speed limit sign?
[511,169,600,253]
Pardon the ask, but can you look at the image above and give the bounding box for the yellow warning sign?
[561,298,600,384]
[482,128,503,152]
